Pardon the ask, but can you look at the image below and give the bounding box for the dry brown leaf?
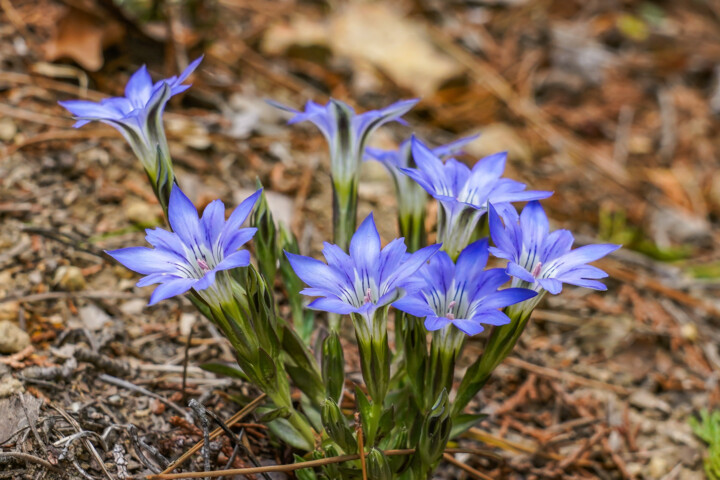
[42,7,125,71]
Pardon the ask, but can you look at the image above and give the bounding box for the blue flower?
[489,201,620,294]
[393,239,536,336]
[59,57,203,173]
[285,213,441,319]
[400,137,553,259]
[107,185,260,305]
[365,134,478,218]
[272,98,418,185]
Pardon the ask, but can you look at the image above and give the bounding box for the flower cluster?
[60,59,622,479]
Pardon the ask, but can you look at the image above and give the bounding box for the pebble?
[120,299,147,316]
[53,265,86,291]
[0,375,24,397]
[0,118,17,142]
[0,320,30,354]
[125,200,160,227]
[79,304,111,331]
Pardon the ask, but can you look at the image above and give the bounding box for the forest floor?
[1,0,720,478]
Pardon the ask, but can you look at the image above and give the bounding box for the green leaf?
[450,413,487,439]
[199,362,249,382]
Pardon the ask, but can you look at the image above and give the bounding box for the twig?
[188,401,212,480]
[0,290,141,304]
[159,394,267,475]
[147,449,417,479]
[442,453,493,480]
[98,374,190,420]
[19,394,46,456]
[181,324,194,403]
[49,404,113,480]
[503,357,630,395]
[0,451,63,473]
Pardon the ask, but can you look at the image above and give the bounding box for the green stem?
[399,209,426,253]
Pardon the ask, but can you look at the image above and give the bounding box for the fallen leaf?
[42,7,125,71]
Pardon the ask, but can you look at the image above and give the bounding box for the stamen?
[531,261,543,277]
[197,259,211,272]
[446,300,456,320]
[363,288,373,304]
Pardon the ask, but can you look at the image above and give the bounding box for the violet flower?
[401,137,552,260]
[285,213,440,321]
[272,98,418,250]
[393,239,536,336]
[59,57,202,199]
[107,185,260,306]
[489,201,620,297]
[365,134,478,251]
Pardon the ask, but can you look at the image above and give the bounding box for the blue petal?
[506,262,535,283]
[451,319,486,336]
[145,228,186,259]
[542,229,574,262]
[548,244,620,273]
[456,239,489,282]
[59,100,116,121]
[470,309,512,327]
[148,278,196,305]
[471,268,511,299]
[480,288,536,309]
[214,250,251,272]
[125,65,153,106]
[106,247,184,275]
[222,228,257,255]
[538,278,563,294]
[393,295,434,318]
[137,273,177,287]
[201,199,226,247]
[410,137,452,195]
[488,205,518,261]
[219,189,262,248]
[383,243,441,290]
[471,151,507,178]
[425,316,450,331]
[285,252,346,295]
[560,278,608,290]
[378,238,408,285]
[520,201,549,254]
[308,297,355,315]
[167,186,203,248]
[350,213,381,272]
[193,270,217,291]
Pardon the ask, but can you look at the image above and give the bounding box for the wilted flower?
[365,134,478,251]
[285,213,440,320]
[393,239,536,336]
[489,201,620,295]
[401,137,552,259]
[59,57,202,184]
[107,186,260,305]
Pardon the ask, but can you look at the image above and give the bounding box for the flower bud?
[322,331,345,402]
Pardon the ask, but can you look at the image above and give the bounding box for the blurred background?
[1,0,720,478]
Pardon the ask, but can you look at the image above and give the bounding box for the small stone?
[0,375,24,397]
[125,201,160,227]
[0,118,17,142]
[647,456,668,478]
[0,320,30,354]
[53,265,86,292]
[120,299,147,316]
[681,323,698,342]
[79,304,111,332]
